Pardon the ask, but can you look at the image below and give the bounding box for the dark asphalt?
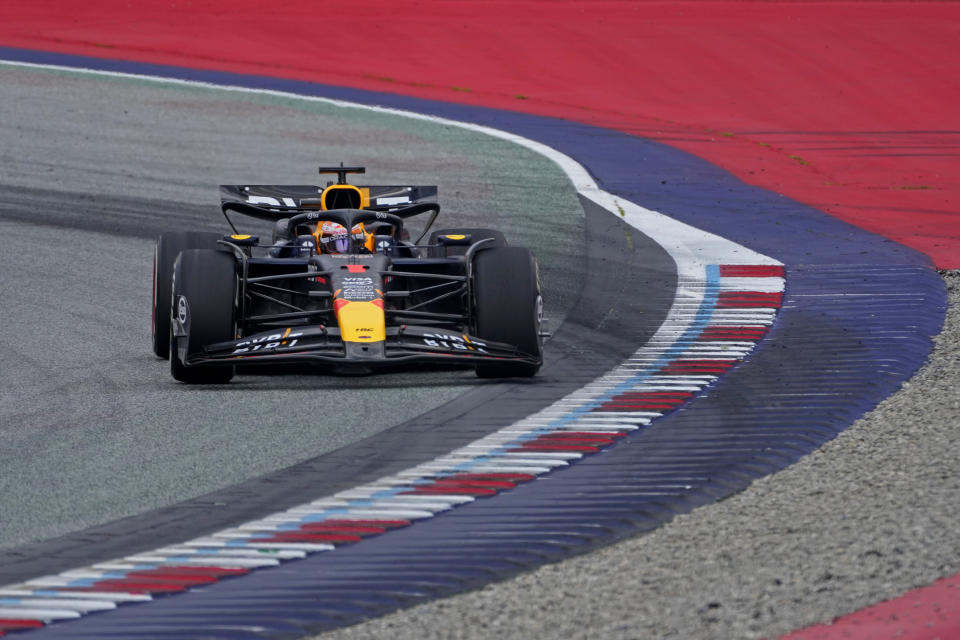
[0,64,676,592]
[0,64,588,553]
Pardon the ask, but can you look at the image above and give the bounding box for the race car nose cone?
[344,341,385,360]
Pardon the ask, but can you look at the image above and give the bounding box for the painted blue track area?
[1,48,946,638]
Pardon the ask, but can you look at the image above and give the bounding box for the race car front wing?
[183,325,540,370]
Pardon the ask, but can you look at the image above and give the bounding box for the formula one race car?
[152,165,543,383]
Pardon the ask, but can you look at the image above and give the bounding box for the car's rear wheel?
[473,247,543,378]
[430,228,506,256]
[153,231,221,358]
[170,249,236,384]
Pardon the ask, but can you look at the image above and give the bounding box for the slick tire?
[473,247,543,378]
[153,231,221,358]
[170,249,236,384]
[429,228,506,257]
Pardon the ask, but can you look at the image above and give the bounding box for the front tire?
[170,249,236,384]
[153,231,221,358]
[473,247,543,378]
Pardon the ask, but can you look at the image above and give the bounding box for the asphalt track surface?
[0,65,590,552]
[1,15,952,640]
[1,57,954,640]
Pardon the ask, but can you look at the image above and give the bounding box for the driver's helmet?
[314,221,373,254]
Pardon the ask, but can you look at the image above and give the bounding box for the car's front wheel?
[153,231,221,358]
[169,249,236,384]
[472,246,543,378]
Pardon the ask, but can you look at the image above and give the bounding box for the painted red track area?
[782,574,960,640]
[2,2,957,638]
[3,1,958,267]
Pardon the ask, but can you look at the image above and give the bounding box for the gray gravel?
[318,271,960,639]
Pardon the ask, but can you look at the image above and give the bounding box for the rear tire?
[430,228,506,256]
[153,231,221,358]
[473,247,543,378]
[170,249,236,384]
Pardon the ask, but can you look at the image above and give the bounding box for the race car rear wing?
[219,184,440,236]
[219,164,440,236]
[220,184,438,219]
